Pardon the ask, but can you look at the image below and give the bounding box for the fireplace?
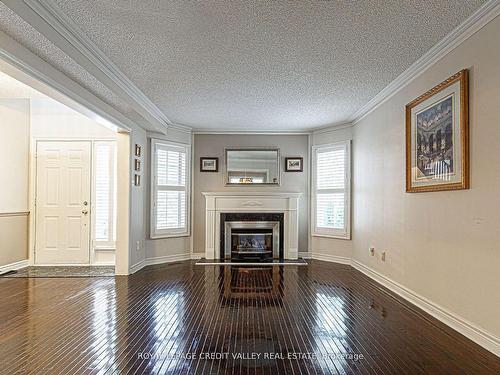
[220,213,284,260]
[203,192,300,260]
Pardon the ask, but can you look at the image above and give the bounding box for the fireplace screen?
[231,229,273,255]
[224,220,280,260]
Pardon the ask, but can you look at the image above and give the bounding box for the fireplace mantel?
[202,192,301,260]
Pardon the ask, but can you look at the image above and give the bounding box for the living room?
[0,1,499,373]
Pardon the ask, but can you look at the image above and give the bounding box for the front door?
[35,141,91,264]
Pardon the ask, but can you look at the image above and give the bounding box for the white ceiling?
[0,1,488,131]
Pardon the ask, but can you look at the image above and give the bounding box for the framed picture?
[134,144,141,157]
[134,174,141,186]
[134,159,141,172]
[285,157,303,172]
[200,157,219,172]
[406,69,469,193]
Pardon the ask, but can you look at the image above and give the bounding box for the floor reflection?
[89,287,117,372]
[1,261,497,374]
[150,290,184,374]
[218,266,284,305]
[314,292,350,373]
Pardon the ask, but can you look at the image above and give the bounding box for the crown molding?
[5,0,499,134]
[169,122,194,134]
[3,0,171,134]
[350,0,500,125]
[0,30,134,132]
[311,122,353,135]
[193,128,312,135]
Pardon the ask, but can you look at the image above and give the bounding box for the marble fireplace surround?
[202,192,301,260]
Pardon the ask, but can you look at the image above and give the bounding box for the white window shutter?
[93,141,117,247]
[313,141,350,238]
[152,140,190,238]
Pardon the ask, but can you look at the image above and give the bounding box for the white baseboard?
[308,254,499,357]
[350,259,500,357]
[130,253,192,274]
[129,259,146,274]
[145,253,191,266]
[0,259,29,274]
[298,251,312,259]
[311,252,351,265]
[190,253,203,260]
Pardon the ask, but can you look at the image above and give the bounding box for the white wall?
[115,131,130,274]
[0,99,29,266]
[310,125,353,260]
[31,98,116,139]
[352,14,500,345]
[192,134,309,256]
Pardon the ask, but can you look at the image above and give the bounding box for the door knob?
[82,209,88,215]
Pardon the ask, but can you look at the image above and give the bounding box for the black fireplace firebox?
[232,228,273,256]
[220,213,284,261]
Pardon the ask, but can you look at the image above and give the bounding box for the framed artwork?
[200,157,219,172]
[135,144,141,157]
[134,159,141,172]
[285,157,303,172]
[406,69,469,193]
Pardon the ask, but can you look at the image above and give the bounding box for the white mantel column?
[204,194,216,259]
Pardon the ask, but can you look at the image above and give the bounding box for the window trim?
[150,138,191,239]
[91,140,117,250]
[311,140,351,240]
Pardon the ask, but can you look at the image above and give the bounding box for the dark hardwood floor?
[0,260,498,374]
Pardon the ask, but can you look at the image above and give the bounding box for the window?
[93,141,117,248]
[312,140,351,239]
[151,139,190,238]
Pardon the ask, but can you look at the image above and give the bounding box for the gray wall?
[193,134,309,255]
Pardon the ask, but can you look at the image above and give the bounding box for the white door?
[35,141,91,264]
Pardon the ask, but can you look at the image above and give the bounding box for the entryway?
[35,141,91,264]
[34,139,117,266]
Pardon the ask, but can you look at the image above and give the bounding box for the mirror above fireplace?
[225,148,280,185]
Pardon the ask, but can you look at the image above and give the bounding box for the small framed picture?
[200,157,219,172]
[134,174,141,186]
[134,159,141,171]
[134,144,141,157]
[285,157,303,172]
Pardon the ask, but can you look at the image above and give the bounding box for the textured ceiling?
[0,2,140,120]
[2,1,488,130]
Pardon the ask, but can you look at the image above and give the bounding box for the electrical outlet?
[381,251,386,262]
[369,247,375,256]
[136,240,141,252]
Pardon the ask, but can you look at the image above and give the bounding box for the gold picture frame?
[405,69,469,193]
